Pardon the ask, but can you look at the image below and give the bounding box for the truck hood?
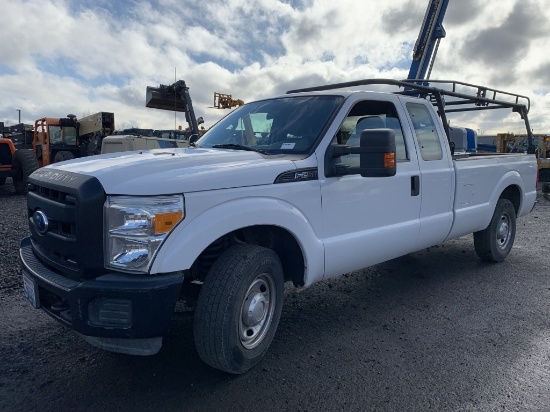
[45,148,298,194]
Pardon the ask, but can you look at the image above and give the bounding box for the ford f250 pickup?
[20,79,538,374]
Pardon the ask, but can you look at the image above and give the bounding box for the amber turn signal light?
[384,153,395,168]
[155,211,184,234]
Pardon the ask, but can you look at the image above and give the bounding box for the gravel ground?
[0,179,28,293]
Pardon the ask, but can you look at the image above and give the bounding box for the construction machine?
[539,135,550,180]
[33,112,115,166]
[78,111,116,152]
[146,80,204,144]
[2,122,34,150]
[0,136,39,194]
[213,92,244,109]
[407,1,537,158]
[493,133,550,181]
[407,0,450,81]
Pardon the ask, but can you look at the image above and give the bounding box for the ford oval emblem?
[33,210,49,235]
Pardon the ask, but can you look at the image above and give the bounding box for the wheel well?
[499,185,520,214]
[190,225,305,287]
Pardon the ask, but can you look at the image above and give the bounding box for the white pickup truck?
[20,79,537,374]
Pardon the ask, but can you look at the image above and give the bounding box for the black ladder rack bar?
[287,78,530,113]
[286,78,534,154]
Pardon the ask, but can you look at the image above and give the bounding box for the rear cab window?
[406,103,443,161]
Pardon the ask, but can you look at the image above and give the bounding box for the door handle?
[411,175,420,196]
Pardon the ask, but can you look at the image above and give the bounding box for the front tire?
[474,199,516,262]
[194,244,284,374]
[53,151,75,163]
[12,149,39,194]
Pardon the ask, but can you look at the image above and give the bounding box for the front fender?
[150,197,324,286]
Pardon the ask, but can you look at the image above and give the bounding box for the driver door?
[320,97,422,278]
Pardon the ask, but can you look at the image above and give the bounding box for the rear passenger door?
[403,101,454,247]
[320,96,422,279]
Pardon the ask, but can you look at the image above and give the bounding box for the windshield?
[196,95,342,154]
[49,125,77,145]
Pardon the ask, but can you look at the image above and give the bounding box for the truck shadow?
[88,238,537,405]
[6,237,543,411]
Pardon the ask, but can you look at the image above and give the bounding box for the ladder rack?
[287,78,534,154]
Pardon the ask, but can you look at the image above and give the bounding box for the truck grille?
[27,168,106,280]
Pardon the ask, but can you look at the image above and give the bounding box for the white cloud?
[1,0,548,136]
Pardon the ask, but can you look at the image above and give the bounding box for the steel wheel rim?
[496,212,512,250]
[239,273,276,349]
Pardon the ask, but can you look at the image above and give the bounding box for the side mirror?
[328,129,396,177]
[358,129,396,177]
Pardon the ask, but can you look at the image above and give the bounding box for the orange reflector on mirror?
[384,153,395,168]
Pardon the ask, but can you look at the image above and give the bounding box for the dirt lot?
[1,179,549,412]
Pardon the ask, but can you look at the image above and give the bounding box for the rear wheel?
[0,177,5,186]
[194,244,284,374]
[53,151,75,163]
[474,199,516,262]
[12,149,39,194]
[538,168,550,182]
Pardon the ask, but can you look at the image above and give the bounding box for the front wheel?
[53,151,75,163]
[12,149,39,194]
[474,199,516,262]
[194,244,284,374]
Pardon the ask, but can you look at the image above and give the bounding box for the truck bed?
[447,152,537,240]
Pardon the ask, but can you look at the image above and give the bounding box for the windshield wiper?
[212,144,268,154]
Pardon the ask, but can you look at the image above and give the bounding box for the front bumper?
[20,237,184,354]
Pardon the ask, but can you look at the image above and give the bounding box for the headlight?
[104,195,184,273]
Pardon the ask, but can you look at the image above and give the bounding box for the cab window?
[49,126,62,144]
[406,103,443,161]
[334,100,408,168]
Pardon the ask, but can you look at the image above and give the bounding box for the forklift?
[0,127,39,194]
[33,112,115,167]
[34,115,79,166]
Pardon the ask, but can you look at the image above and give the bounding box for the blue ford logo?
[33,210,49,235]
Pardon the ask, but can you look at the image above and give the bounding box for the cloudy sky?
[1,0,549,135]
